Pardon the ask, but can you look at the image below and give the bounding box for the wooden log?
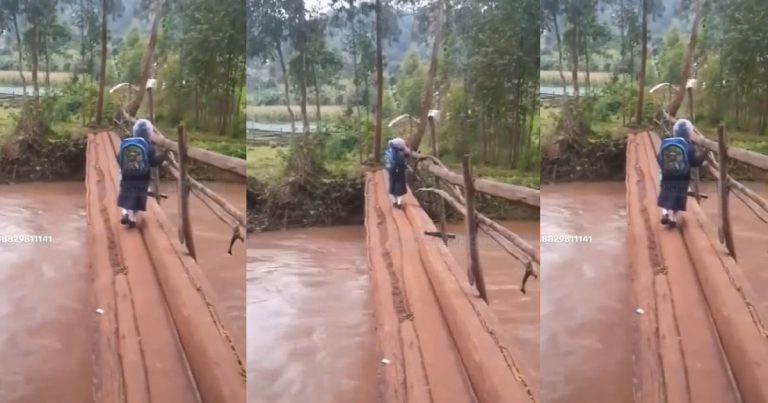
[425,162,540,207]
[717,126,736,259]
[166,156,246,227]
[463,155,487,303]
[705,155,768,223]
[418,185,539,263]
[122,111,246,177]
[662,110,768,171]
[178,124,197,260]
[411,151,539,206]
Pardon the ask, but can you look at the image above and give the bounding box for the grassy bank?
[0,104,244,159]
[248,143,539,189]
[540,104,624,143]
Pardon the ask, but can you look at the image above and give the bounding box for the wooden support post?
[147,87,155,122]
[717,125,736,259]
[693,167,701,203]
[463,155,487,303]
[430,116,448,245]
[687,86,695,122]
[178,124,197,261]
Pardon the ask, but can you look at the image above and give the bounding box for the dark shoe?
[661,214,670,225]
[668,220,677,229]
[127,220,137,229]
[121,214,129,225]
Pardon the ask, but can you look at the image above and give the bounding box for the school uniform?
[117,119,164,226]
[657,135,703,226]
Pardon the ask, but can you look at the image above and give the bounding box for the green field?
[247,145,285,183]
[247,104,347,123]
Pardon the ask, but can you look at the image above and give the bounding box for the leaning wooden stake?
[463,155,487,303]
[717,125,736,259]
[148,87,155,122]
[430,116,448,245]
[178,124,197,261]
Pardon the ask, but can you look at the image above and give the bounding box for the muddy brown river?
[246,220,538,402]
[0,181,245,403]
[541,182,633,403]
[0,183,91,403]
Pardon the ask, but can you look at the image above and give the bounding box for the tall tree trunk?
[635,0,648,125]
[32,26,39,99]
[552,11,567,95]
[126,0,164,117]
[313,63,321,122]
[374,0,384,160]
[570,27,579,100]
[44,34,50,90]
[407,1,445,151]
[585,36,591,95]
[12,14,26,96]
[96,0,109,124]
[299,48,309,135]
[665,0,704,117]
[275,43,296,134]
[619,0,626,70]
[79,0,86,79]
[297,7,310,136]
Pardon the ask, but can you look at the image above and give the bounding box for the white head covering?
[132,118,154,141]
[672,119,693,141]
[390,137,409,151]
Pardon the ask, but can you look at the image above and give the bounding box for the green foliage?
[155,0,246,137]
[115,27,144,84]
[656,27,686,84]
[590,77,636,122]
[393,52,425,116]
[281,135,328,184]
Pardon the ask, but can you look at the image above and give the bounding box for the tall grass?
[540,70,614,87]
[247,104,347,122]
[0,70,73,88]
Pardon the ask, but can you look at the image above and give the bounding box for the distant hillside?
[541,0,692,54]
[247,9,432,92]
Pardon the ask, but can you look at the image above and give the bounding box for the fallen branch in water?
[416,187,538,292]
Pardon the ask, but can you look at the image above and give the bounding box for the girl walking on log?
[117,119,165,228]
[384,137,411,210]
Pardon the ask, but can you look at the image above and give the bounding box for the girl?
[385,137,410,209]
[117,119,165,228]
[657,119,705,227]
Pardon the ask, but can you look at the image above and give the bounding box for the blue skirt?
[117,176,150,211]
[388,168,407,197]
[658,176,690,211]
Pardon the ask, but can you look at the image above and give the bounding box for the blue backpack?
[659,137,690,176]
[383,146,395,171]
[118,137,151,177]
